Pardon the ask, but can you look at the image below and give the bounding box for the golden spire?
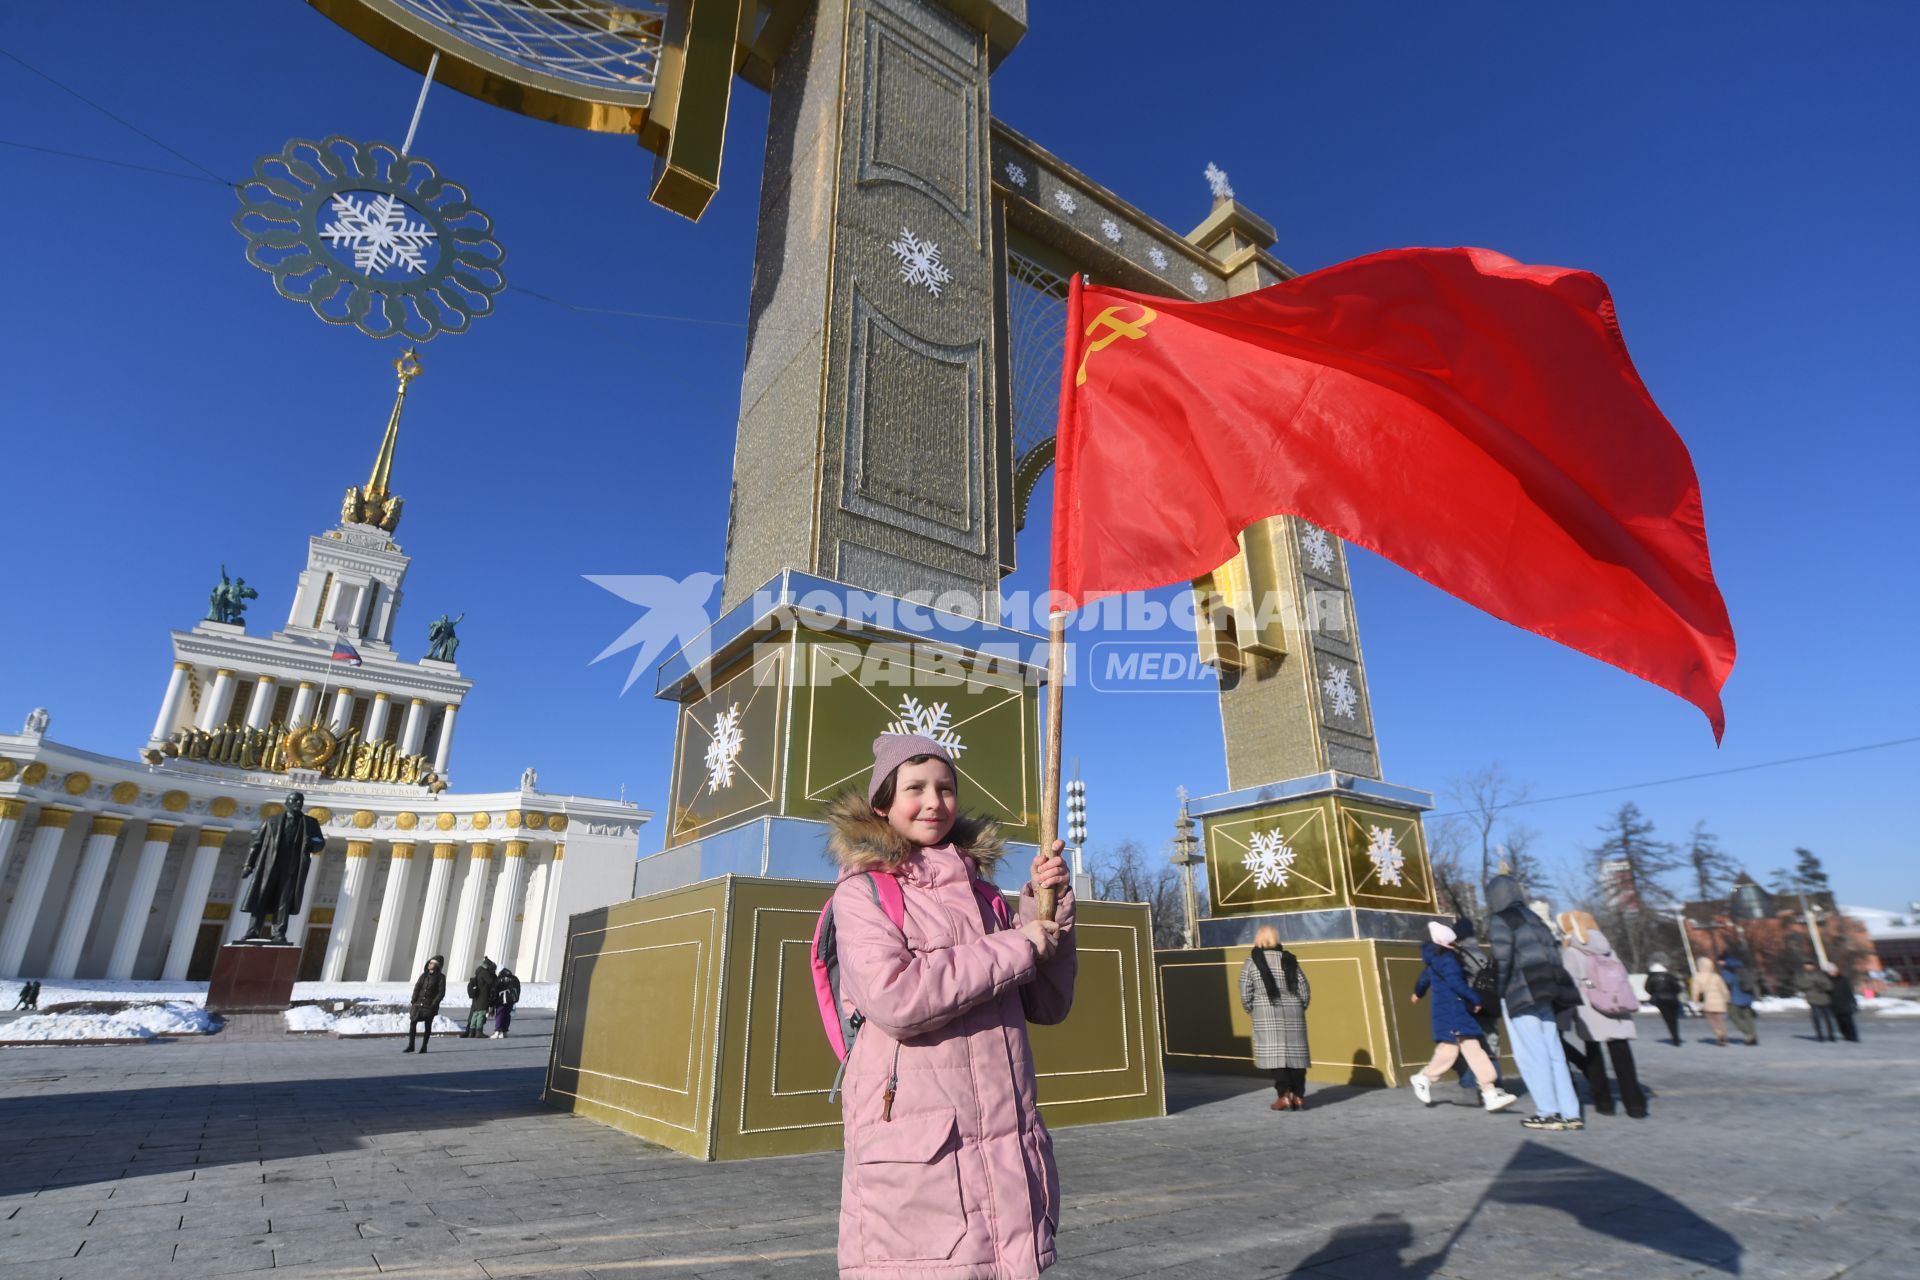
[340,348,420,535]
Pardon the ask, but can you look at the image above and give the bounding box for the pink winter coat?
[826,795,1077,1279]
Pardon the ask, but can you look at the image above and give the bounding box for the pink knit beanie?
[867,734,956,805]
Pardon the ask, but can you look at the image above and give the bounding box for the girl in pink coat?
[827,733,1076,1279]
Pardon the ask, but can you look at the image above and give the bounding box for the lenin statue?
[240,791,326,942]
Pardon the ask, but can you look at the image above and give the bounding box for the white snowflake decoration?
[1204,162,1235,201]
[884,696,967,757]
[888,227,953,298]
[320,192,437,276]
[1052,189,1078,214]
[1243,828,1297,891]
[1365,825,1406,887]
[1322,663,1359,720]
[1004,161,1029,188]
[1189,272,1209,295]
[1148,246,1169,269]
[1302,525,1335,574]
[1100,217,1122,243]
[703,704,744,791]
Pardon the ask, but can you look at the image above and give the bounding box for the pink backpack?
[811,870,1012,1097]
[1584,949,1640,1015]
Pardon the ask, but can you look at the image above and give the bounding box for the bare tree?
[1684,821,1742,903]
[1088,839,1188,949]
[1448,764,1533,893]
[1498,823,1548,894]
[1583,802,1683,971]
[1424,814,1478,917]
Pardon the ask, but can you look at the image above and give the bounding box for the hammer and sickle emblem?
[1075,304,1158,386]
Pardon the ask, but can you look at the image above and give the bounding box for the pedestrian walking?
[1826,964,1860,1042]
[1238,925,1313,1111]
[491,967,522,1038]
[1645,962,1684,1045]
[12,979,39,1010]
[465,957,497,1038]
[1557,915,1647,1118]
[1795,961,1838,1041]
[1690,958,1731,1044]
[825,734,1076,1279]
[403,955,445,1053]
[1486,874,1584,1130]
[1720,956,1760,1045]
[1407,921,1519,1113]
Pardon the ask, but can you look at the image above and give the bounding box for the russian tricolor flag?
[331,637,363,667]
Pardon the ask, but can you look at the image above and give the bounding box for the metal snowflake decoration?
[885,696,967,757]
[1322,663,1359,720]
[1244,828,1296,891]
[234,136,505,341]
[1365,825,1406,887]
[1100,217,1122,244]
[1301,525,1336,574]
[888,227,953,298]
[1052,189,1078,214]
[1189,271,1210,295]
[1148,246,1169,269]
[321,193,436,275]
[1004,161,1029,188]
[703,703,744,791]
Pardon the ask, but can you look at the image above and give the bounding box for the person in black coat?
[1645,962,1685,1045]
[404,955,445,1053]
[1826,964,1860,1043]
[490,968,523,1039]
[464,957,498,1038]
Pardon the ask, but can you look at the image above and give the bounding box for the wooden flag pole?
[1035,608,1067,921]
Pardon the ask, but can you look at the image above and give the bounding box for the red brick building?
[1683,876,1878,995]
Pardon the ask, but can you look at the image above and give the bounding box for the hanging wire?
[401,51,441,157]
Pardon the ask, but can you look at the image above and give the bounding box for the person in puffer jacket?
[828,733,1075,1280]
[1486,874,1583,1130]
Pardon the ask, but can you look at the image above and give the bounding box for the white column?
[105,821,177,979]
[289,681,319,727]
[410,841,459,974]
[484,840,531,973]
[284,846,328,947]
[321,840,375,981]
[531,842,566,982]
[364,692,392,744]
[431,704,458,776]
[328,687,356,733]
[161,826,225,980]
[244,676,279,730]
[362,840,418,981]
[0,798,27,889]
[445,839,494,981]
[196,669,239,732]
[514,855,551,975]
[399,698,428,755]
[0,807,78,976]
[151,662,192,740]
[46,814,127,979]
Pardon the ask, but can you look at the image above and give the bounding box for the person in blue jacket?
[1407,921,1519,1113]
[1720,955,1760,1045]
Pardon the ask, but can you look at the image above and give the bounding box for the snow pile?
[1752,996,1811,1013]
[3,1001,217,1042]
[1866,997,1920,1018]
[285,1002,460,1036]
[26,980,209,1008]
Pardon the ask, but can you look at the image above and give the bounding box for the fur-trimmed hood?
[822,790,1007,877]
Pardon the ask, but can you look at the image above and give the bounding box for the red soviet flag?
[1052,247,1736,739]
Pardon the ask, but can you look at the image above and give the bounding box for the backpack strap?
[971,878,1013,931]
[868,870,907,932]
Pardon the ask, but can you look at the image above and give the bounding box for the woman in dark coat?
[465,957,498,1038]
[490,968,522,1038]
[403,955,445,1053]
[1408,922,1518,1113]
[1644,962,1685,1045]
[1238,925,1312,1110]
[1826,964,1860,1042]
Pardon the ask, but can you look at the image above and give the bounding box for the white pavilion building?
[0,354,646,986]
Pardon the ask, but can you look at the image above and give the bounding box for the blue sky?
[2,3,1914,909]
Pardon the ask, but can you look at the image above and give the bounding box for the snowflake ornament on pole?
[885,695,967,757]
[1244,827,1297,891]
[1364,825,1406,887]
[703,704,744,791]
[234,136,505,341]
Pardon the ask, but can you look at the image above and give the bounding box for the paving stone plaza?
[1,1012,1914,1279]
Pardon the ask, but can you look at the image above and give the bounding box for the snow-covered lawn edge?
[283,1004,462,1037]
[0,1002,218,1043]
[6,979,559,1011]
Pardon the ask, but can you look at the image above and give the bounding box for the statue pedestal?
[206,943,301,1014]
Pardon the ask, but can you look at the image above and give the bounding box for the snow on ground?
[2,1002,217,1041]
[284,1004,461,1036]
[5,979,559,1010]
[1864,996,1920,1017]
[1752,996,1810,1013]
